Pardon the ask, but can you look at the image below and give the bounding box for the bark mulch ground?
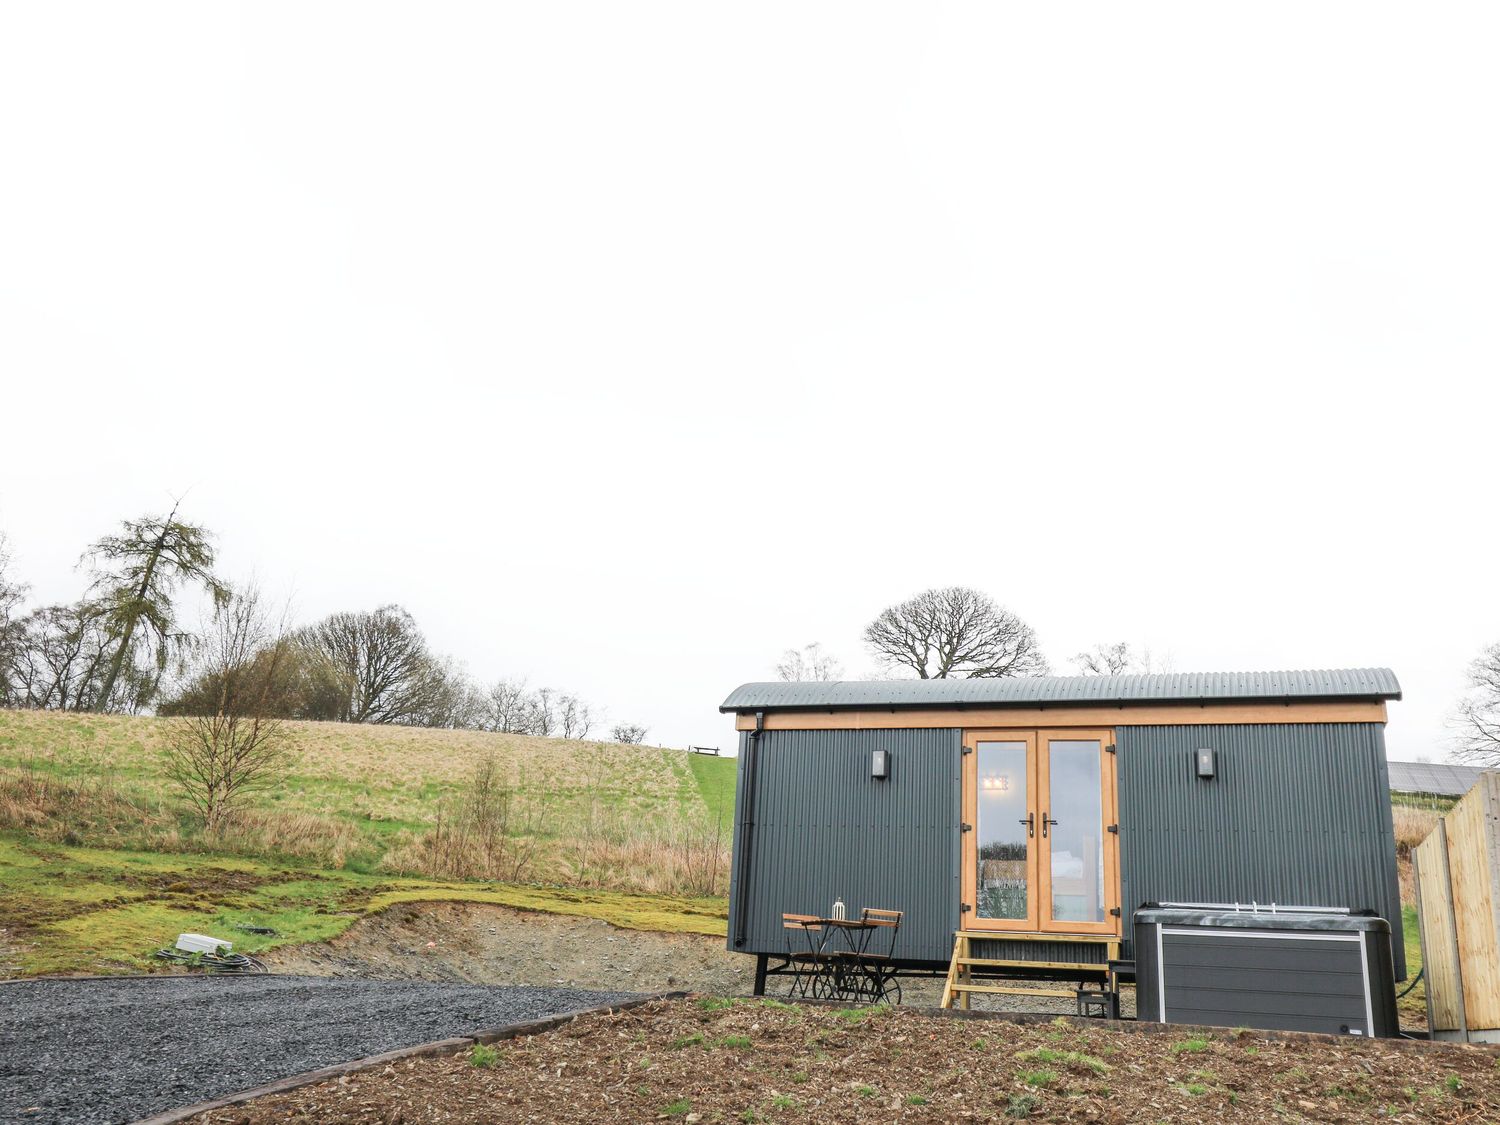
[195,997,1500,1124]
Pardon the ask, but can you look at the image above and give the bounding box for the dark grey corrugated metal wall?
[728,728,961,963]
[1117,723,1405,978]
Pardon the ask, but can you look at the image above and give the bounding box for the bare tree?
[558,693,594,740]
[417,658,483,729]
[1072,642,1173,676]
[164,588,292,830]
[82,503,230,712]
[0,534,28,707]
[521,686,557,736]
[611,722,648,744]
[776,642,843,682]
[863,586,1049,679]
[478,677,534,733]
[1455,643,1500,765]
[298,605,453,725]
[11,601,151,711]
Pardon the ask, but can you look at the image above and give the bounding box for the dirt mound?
[261,900,751,994]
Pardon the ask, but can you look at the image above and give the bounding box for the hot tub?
[1134,903,1399,1037]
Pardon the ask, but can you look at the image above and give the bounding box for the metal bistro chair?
[856,908,903,1004]
[781,913,826,999]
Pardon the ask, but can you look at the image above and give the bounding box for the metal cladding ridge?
[720,668,1402,712]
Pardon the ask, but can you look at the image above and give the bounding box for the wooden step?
[954,930,1119,944]
[948,983,1077,998]
[956,957,1108,973]
[939,930,1122,1010]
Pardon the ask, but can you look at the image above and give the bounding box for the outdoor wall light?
[871,749,890,780]
[1195,747,1217,779]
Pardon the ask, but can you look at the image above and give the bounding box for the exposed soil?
[259,901,1119,1014]
[262,900,753,995]
[194,997,1500,1124]
[0,923,22,978]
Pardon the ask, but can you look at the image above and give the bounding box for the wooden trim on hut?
[733,700,1388,731]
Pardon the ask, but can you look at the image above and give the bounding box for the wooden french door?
[961,729,1120,935]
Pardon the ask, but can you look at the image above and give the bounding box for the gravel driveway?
[0,975,638,1124]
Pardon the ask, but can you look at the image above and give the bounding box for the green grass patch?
[1017,1047,1110,1074]
[685,752,736,823]
[831,1005,883,1024]
[469,1044,500,1068]
[1170,1037,1211,1054]
[1018,1069,1057,1088]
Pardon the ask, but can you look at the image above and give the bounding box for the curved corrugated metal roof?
[719,668,1401,712]
[1387,760,1485,796]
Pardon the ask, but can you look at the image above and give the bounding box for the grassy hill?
[0,709,735,870]
[0,709,737,975]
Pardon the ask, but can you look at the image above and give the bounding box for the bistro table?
[791,917,889,1002]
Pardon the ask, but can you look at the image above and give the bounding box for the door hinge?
[1107,824,1119,835]
[961,822,973,833]
[1109,907,1122,918]
[961,903,972,913]
[961,745,973,755]
[1105,743,1116,755]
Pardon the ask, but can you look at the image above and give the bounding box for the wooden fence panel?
[1415,771,1500,1041]
[1415,824,1464,1035]
[1444,773,1500,1031]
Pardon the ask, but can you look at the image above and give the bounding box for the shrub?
[1006,1092,1041,1118]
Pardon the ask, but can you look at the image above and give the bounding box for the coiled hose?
[151,947,268,974]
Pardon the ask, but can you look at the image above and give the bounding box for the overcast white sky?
[2,3,1496,759]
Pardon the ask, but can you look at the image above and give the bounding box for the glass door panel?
[1042,739,1106,925]
[974,740,1032,924]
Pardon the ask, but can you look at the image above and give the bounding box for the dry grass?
[1393,804,1440,903]
[0,757,172,841]
[378,754,731,896]
[0,709,703,826]
[563,802,731,897]
[0,756,363,867]
[206,808,364,866]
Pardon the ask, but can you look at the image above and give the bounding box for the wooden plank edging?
[129,991,688,1125]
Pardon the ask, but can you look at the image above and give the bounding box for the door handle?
[1041,811,1058,838]
[1019,813,1034,839]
